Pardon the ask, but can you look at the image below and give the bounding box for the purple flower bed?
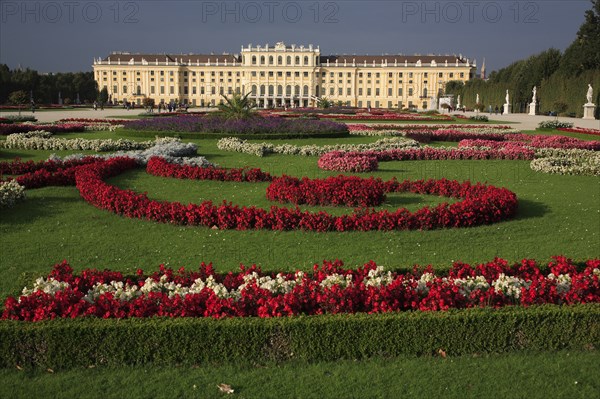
[125,116,348,135]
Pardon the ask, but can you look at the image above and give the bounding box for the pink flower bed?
[318,152,379,172]
[58,118,129,125]
[459,135,600,151]
[4,256,598,321]
[0,123,85,135]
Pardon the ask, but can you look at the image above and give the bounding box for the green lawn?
[1,124,598,398]
[1,351,598,399]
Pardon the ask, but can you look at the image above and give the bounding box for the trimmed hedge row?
[116,129,350,140]
[1,304,598,369]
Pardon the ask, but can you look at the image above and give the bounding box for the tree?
[217,92,256,119]
[98,87,109,104]
[553,101,568,118]
[559,0,600,76]
[317,97,333,109]
[8,90,28,115]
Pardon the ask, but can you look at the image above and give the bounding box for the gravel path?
[0,108,598,130]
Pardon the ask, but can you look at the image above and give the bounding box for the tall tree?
[559,0,600,76]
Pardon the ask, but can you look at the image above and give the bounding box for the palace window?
[408,88,413,96]
[375,88,380,96]
[122,85,127,93]
[359,88,363,95]
[304,56,309,65]
[347,88,351,95]
[388,88,392,96]
[252,56,257,65]
[367,88,371,96]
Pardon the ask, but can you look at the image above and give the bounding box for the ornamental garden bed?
[1,123,599,379]
[124,115,349,139]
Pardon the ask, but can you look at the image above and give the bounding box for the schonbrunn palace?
[93,42,477,109]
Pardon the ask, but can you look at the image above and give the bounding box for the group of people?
[157,101,189,113]
[92,101,105,111]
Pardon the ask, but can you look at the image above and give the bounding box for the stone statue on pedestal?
[532,86,537,103]
[505,90,510,105]
[583,84,596,120]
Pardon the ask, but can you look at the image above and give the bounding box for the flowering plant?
[4,256,598,321]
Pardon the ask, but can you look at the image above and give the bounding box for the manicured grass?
[1,123,598,398]
[1,351,598,399]
[1,134,598,300]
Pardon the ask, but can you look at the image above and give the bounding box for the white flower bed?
[2,134,153,152]
[217,136,419,157]
[10,130,53,139]
[0,180,26,208]
[531,148,600,176]
[48,137,215,168]
[538,120,574,129]
[84,123,125,132]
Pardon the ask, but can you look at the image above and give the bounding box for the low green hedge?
[1,305,598,369]
[116,129,350,140]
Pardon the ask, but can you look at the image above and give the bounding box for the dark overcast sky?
[0,0,593,73]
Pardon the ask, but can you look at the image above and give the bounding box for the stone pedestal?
[529,102,537,116]
[503,103,510,115]
[583,103,596,120]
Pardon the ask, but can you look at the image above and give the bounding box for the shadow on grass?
[514,199,550,220]
[0,195,81,225]
[0,151,39,161]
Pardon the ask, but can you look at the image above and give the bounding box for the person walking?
[93,101,98,111]
[30,100,36,114]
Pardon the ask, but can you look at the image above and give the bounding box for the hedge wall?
[1,304,598,369]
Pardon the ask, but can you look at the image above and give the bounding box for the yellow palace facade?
[93,42,476,109]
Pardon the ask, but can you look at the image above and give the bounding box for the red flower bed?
[1,157,104,189]
[558,127,600,137]
[266,175,385,207]
[0,123,85,135]
[75,158,518,232]
[4,256,598,321]
[146,157,272,182]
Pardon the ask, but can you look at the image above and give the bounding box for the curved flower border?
[73,157,518,232]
